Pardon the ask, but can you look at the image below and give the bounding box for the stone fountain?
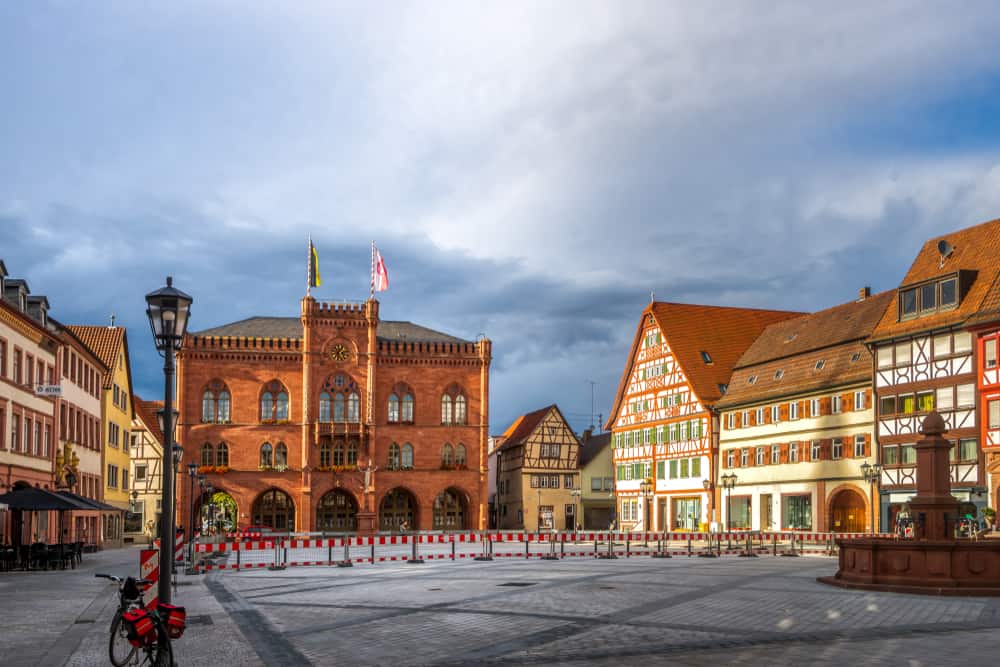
[819,412,1000,596]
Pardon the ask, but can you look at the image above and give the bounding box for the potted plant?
[983,507,996,532]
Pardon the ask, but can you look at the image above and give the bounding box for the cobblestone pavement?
[7,551,1000,665]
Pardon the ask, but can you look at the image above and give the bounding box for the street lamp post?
[186,462,197,571]
[570,489,582,532]
[639,479,654,534]
[720,473,737,549]
[860,461,883,535]
[146,276,193,605]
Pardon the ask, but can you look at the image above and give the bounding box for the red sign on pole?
[140,548,159,610]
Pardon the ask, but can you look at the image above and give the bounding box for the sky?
[4,2,1000,434]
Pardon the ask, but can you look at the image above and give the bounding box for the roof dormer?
[897,270,976,322]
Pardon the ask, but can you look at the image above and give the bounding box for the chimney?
[857,286,871,302]
[581,428,592,442]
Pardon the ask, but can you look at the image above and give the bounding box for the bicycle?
[95,573,174,666]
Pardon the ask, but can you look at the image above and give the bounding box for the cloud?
[3,3,1000,429]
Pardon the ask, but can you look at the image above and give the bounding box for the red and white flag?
[373,247,389,292]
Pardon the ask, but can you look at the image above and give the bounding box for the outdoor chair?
[0,547,15,572]
[72,541,84,565]
[29,543,48,570]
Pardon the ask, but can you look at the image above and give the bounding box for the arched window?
[347,392,360,423]
[333,394,345,422]
[319,393,331,422]
[216,442,229,467]
[201,443,214,466]
[260,442,273,468]
[456,443,466,466]
[388,394,400,423]
[276,392,289,421]
[347,440,358,465]
[333,443,345,466]
[275,442,288,467]
[388,443,400,469]
[260,381,290,421]
[402,394,414,422]
[441,443,455,467]
[261,393,274,420]
[401,443,414,469]
[218,391,231,422]
[441,395,453,425]
[454,395,467,425]
[202,391,215,423]
[320,442,331,467]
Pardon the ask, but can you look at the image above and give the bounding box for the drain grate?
[186,615,214,626]
[74,619,95,624]
[498,582,536,587]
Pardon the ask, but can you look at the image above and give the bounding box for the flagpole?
[370,240,376,300]
[307,236,312,297]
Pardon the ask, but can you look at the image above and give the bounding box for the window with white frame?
[832,438,843,459]
[755,407,765,424]
[936,387,954,410]
[726,450,735,468]
[811,440,821,460]
[740,449,749,466]
[726,413,735,430]
[854,391,866,411]
[832,396,843,414]
[771,444,780,464]
[854,434,866,457]
[755,447,765,465]
[771,405,780,423]
[957,384,976,408]
[810,398,821,417]
[789,442,799,462]
[789,402,798,420]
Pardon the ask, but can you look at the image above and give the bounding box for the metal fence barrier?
[190,530,890,573]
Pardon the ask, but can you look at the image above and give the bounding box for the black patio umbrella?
[0,487,94,547]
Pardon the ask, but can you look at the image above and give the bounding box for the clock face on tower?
[330,344,350,362]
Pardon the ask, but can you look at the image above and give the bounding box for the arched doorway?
[252,489,295,531]
[197,491,238,535]
[829,488,866,532]
[379,488,417,531]
[317,490,358,532]
[432,488,467,530]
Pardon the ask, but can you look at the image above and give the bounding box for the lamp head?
[145,276,193,352]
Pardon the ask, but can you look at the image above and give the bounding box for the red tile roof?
[133,395,165,446]
[65,325,128,389]
[717,291,892,407]
[498,405,555,451]
[606,303,802,427]
[871,217,1000,340]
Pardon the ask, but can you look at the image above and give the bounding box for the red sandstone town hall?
[176,296,491,535]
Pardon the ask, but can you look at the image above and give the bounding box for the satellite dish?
[937,239,954,258]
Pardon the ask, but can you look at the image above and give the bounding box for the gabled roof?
[192,317,469,344]
[578,432,612,467]
[497,405,555,451]
[968,269,1000,328]
[607,302,802,427]
[65,325,131,392]
[871,217,1000,341]
[736,290,894,368]
[133,395,165,447]
[717,292,892,408]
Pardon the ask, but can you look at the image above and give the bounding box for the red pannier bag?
[123,609,157,647]
[158,603,187,639]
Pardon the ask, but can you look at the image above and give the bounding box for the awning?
[57,491,126,512]
[0,487,94,511]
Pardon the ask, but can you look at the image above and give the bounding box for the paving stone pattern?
[6,548,1000,665]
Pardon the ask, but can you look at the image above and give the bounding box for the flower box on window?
[258,464,290,472]
[331,464,357,473]
[260,419,276,425]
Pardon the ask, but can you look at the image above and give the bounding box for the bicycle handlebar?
[95,573,154,586]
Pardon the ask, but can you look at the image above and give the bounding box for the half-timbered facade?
[608,302,801,531]
[128,396,165,542]
[177,297,491,534]
[717,289,892,533]
[870,218,1000,528]
[494,405,581,531]
[968,275,1000,509]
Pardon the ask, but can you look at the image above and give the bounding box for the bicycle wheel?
[149,620,173,667]
[109,611,137,667]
